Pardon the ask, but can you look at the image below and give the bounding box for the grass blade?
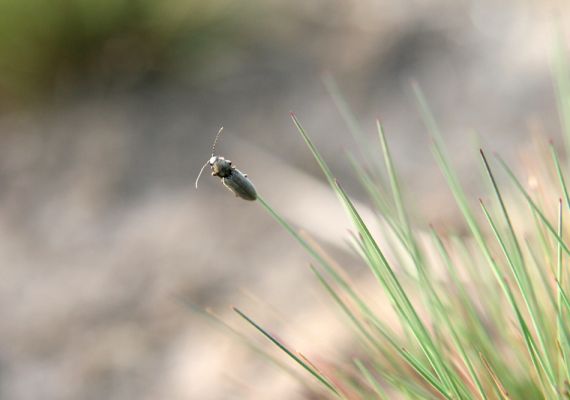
[550,142,570,210]
[353,359,390,400]
[233,307,343,398]
[480,353,511,400]
[496,155,570,256]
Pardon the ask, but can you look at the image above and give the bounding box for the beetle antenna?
[211,126,224,155]
[195,159,210,189]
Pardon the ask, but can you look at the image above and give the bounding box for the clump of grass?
[227,68,570,399]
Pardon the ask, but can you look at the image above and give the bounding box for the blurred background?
[1,0,570,399]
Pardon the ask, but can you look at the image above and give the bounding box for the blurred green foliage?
[0,0,261,106]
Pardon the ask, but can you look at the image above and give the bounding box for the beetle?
[195,127,257,201]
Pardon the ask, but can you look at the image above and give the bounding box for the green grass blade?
[346,153,412,258]
[176,299,310,386]
[496,155,570,256]
[479,353,511,400]
[556,199,570,381]
[374,137,488,397]
[310,264,433,393]
[353,359,390,400]
[479,200,558,394]
[256,193,400,361]
[334,179,465,398]
[480,151,554,380]
[531,206,554,268]
[552,32,570,155]
[557,279,570,312]
[291,113,336,188]
[414,84,552,394]
[233,307,343,398]
[309,264,390,359]
[412,82,445,149]
[365,316,453,399]
[479,150,525,271]
[346,153,393,217]
[377,119,422,267]
[430,229,494,351]
[550,143,570,210]
[322,74,375,169]
[415,85,491,267]
[291,112,466,396]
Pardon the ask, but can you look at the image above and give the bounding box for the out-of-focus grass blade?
[526,234,570,384]
[353,359,389,400]
[309,264,387,358]
[480,151,554,381]
[309,264,414,384]
[550,143,570,210]
[176,298,309,386]
[552,32,570,155]
[382,373,442,400]
[346,153,393,217]
[554,278,570,382]
[479,150,525,274]
[233,307,343,398]
[291,113,336,188]
[322,74,373,167]
[531,207,554,268]
[525,237,557,310]
[322,75,364,144]
[346,153,411,256]
[430,229,494,352]
[480,353,511,400]
[556,199,570,382]
[413,84,494,272]
[557,279,570,312]
[496,155,570,256]
[412,81,443,148]
[428,234,489,400]
[367,314,453,399]
[377,119,422,268]
[480,200,558,396]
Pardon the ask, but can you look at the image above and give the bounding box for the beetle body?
[210,155,257,201]
[195,128,257,201]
